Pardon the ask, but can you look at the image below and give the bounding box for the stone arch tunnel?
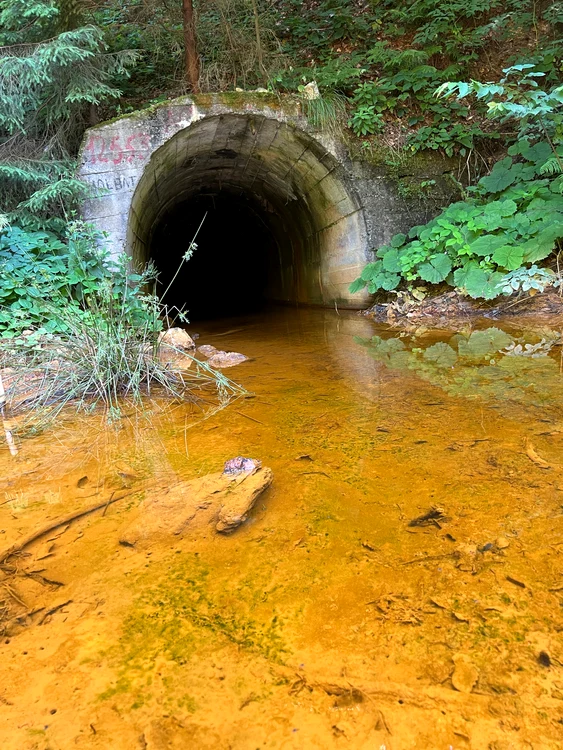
[128,113,366,318]
[78,93,448,319]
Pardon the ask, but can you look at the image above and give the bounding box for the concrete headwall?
[78,93,455,308]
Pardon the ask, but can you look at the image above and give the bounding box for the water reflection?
[356,325,563,417]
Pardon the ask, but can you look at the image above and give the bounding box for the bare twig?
[0,488,140,563]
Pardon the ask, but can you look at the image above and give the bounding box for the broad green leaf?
[423,342,458,368]
[417,253,452,283]
[378,272,401,291]
[391,233,407,248]
[525,142,553,166]
[463,267,495,299]
[478,158,517,193]
[377,338,406,355]
[536,222,563,246]
[444,203,478,223]
[453,262,479,288]
[360,261,382,282]
[492,245,524,270]
[468,234,508,257]
[487,199,517,217]
[375,245,393,259]
[368,272,401,292]
[349,277,366,294]
[458,328,513,359]
[382,248,401,272]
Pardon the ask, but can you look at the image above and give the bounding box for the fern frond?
[539,155,563,176]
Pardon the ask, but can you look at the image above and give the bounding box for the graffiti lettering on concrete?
[85,174,137,194]
[84,132,150,166]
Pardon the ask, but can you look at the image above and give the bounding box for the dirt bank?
[365,288,563,330]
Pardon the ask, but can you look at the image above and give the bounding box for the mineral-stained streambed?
[1,307,563,749]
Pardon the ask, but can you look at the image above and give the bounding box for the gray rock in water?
[197,344,217,357]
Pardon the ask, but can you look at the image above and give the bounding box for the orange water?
[1,307,563,749]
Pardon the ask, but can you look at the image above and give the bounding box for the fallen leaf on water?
[525,439,551,469]
[506,575,527,589]
[452,611,470,623]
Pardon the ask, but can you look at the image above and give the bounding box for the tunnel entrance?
[127,112,368,314]
[150,193,275,320]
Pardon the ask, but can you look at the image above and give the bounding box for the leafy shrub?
[349,105,384,136]
[352,58,563,301]
[496,265,558,295]
[0,223,246,428]
[350,139,563,299]
[348,47,492,156]
[0,222,157,338]
[437,64,563,143]
[406,122,492,158]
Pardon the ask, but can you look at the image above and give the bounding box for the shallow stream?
[1,308,563,749]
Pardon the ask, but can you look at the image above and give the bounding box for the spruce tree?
[0,0,137,229]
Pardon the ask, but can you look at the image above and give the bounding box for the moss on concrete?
[86,97,192,130]
[88,92,301,133]
[346,133,458,177]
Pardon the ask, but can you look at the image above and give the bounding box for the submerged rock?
[216,467,273,533]
[452,654,479,693]
[197,344,217,357]
[197,344,248,368]
[118,462,273,546]
[206,350,248,368]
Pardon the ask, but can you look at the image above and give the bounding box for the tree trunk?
[250,0,267,84]
[183,0,200,93]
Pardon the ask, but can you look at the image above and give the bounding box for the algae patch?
[99,555,289,709]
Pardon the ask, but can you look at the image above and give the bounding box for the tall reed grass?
[0,261,246,438]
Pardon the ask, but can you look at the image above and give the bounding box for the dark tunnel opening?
[150,193,277,320]
[127,114,369,315]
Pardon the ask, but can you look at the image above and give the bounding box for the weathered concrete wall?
[78,93,455,308]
